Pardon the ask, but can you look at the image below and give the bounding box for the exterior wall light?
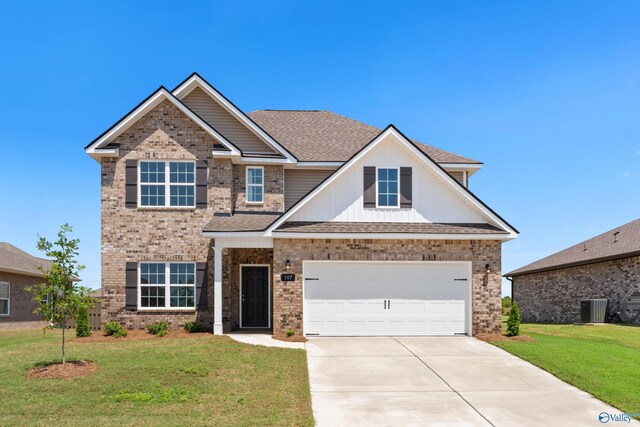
[485,263,491,274]
[285,259,291,271]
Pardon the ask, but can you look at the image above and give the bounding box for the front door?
[241,266,269,328]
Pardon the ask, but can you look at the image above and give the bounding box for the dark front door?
[241,266,269,328]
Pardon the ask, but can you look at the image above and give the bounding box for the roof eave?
[504,249,640,277]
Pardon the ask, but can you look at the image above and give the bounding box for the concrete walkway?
[226,331,305,349]
[306,336,637,427]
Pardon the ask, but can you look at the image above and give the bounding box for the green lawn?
[0,328,314,426]
[492,322,640,416]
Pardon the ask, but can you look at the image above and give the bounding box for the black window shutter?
[125,262,138,310]
[195,160,208,209]
[125,160,138,208]
[196,262,208,309]
[363,166,376,208]
[400,167,412,208]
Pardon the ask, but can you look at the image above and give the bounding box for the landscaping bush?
[104,321,128,338]
[75,307,91,337]
[285,329,295,338]
[184,321,206,333]
[506,301,521,336]
[147,321,169,337]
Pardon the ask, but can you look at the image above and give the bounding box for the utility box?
[580,299,608,323]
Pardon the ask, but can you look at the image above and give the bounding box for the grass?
[492,321,640,416]
[0,328,314,426]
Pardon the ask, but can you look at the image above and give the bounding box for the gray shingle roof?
[505,218,640,277]
[274,222,507,235]
[0,243,52,277]
[203,212,282,233]
[248,110,481,164]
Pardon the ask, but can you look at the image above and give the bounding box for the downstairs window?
[139,263,195,309]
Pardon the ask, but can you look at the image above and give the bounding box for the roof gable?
[268,125,517,237]
[85,87,242,157]
[506,218,640,276]
[172,73,295,162]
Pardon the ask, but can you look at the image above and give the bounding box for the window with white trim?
[246,167,264,203]
[377,168,399,207]
[140,161,195,207]
[139,263,195,309]
[0,282,9,316]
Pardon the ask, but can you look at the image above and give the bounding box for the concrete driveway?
[306,337,636,427]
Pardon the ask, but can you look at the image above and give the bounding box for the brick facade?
[272,238,503,337]
[513,255,640,324]
[100,100,284,329]
[0,271,46,325]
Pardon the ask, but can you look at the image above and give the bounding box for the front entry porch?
[213,238,275,334]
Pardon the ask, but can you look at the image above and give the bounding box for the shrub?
[285,329,295,338]
[103,321,128,338]
[147,321,169,337]
[75,307,91,337]
[506,301,521,336]
[184,321,206,333]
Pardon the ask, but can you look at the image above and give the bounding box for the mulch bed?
[74,329,207,343]
[29,360,97,379]
[475,333,535,343]
[272,334,308,343]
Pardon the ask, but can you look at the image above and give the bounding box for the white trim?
[0,267,45,278]
[0,281,9,316]
[266,126,517,236]
[302,260,473,337]
[286,162,343,169]
[239,264,271,329]
[272,232,515,240]
[172,74,296,162]
[137,262,197,311]
[138,160,196,208]
[375,167,400,209]
[245,166,264,204]
[85,88,242,157]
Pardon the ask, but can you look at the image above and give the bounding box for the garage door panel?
[304,262,470,336]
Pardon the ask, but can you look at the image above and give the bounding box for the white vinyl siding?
[284,169,334,209]
[0,282,9,316]
[246,167,264,203]
[182,87,276,155]
[289,136,487,223]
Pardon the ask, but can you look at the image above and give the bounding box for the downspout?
[505,276,514,302]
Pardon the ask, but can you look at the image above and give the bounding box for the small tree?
[28,224,95,364]
[502,296,512,315]
[506,301,521,336]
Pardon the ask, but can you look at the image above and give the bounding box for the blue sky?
[1,1,639,295]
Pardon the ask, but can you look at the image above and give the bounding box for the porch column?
[213,243,224,335]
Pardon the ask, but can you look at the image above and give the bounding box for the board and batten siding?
[289,133,487,223]
[284,169,334,209]
[182,87,276,155]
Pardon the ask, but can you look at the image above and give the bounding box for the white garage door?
[303,261,471,336]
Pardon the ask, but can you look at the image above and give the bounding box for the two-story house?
[85,73,517,338]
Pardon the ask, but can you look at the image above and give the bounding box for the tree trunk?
[62,324,65,365]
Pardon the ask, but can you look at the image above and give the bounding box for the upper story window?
[139,262,195,309]
[246,166,264,203]
[0,282,9,316]
[139,161,195,207]
[377,168,399,208]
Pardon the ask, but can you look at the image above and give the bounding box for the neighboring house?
[0,242,51,326]
[85,72,517,337]
[505,218,640,324]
